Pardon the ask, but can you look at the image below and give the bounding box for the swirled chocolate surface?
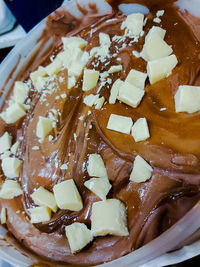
[0,0,200,265]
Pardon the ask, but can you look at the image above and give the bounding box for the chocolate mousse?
[0,0,200,265]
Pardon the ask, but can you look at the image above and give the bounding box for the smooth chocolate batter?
[0,0,200,265]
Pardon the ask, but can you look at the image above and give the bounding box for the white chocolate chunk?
[109,79,123,104]
[153,17,161,23]
[108,65,122,74]
[141,33,172,61]
[34,76,47,91]
[90,33,111,60]
[53,179,83,211]
[82,69,100,91]
[1,157,22,178]
[156,10,165,17]
[118,81,145,108]
[131,118,150,142]
[84,94,99,107]
[99,33,111,46]
[67,50,89,77]
[132,50,141,58]
[0,151,11,160]
[121,13,144,36]
[125,69,147,90]
[10,141,19,155]
[31,187,58,212]
[57,50,73,67]
[174,85,200,114]
[13,81,29,104]
[65,223,93,254]
[0,208,6,224]
[130,155,153,183]
[0,180,22,199]
[147,54,178,84]
[0,103,26,124]
[0,132,12,154]
[58,47,88,76]
[45,57,63,76]
[84,177,111,200]
[146,26,166,41]
[91,199,129,237]
[62,37,87,50]
[100,71,109,80]
[30,66,47,90]
[36,116,53,140]
[22,104,30,111]
[60,163,68,170]
[95,96,105,110]
[68,62,84,77]
[68,76,76,89]
[107,114,133,134]
[87,154,107,178]
[28,206,51,223]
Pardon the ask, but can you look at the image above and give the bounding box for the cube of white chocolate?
[28,206,51,223]
[145,26,166,40]
[65,222,93,254]
[108,65,122,74]
[31,186,58,212]
[141,33,172,61]
[84,94,99,107]
[87,154,107,178]
[118,81,145,108]
[68,76,76,89]
[95,96,105,110]
[67,49,86,77]
[130,155,153,183]
[10,141,19,155]
[0,151,11,160]
[91,199,129,236]
[53,179,83,211]
[36,116,53,140]
[153,17,161,24]
[125,69,147,90]
[34,76,47,91]
[1,157,22,178]
[131,118,150,142]
[156,10,165,17]
[82,69,100,91]
[13,81,29,104]
[99,33,111,46]
[62,37,87,50]
[0,132,12,154]
[121,13,144,36]
[174,85,200,114]
[0,207,6,224]
[30,66,47,90]
[147,54,178,84]
[107,114,133,134]
[45,57,63,76]
[0,103,26,124]
[84,177,112,200]
[0,180,22,199]
[109,79,123,104]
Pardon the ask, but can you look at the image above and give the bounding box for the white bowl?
[0,0,200,266]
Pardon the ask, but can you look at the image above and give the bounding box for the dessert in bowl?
[0,0,200,266]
